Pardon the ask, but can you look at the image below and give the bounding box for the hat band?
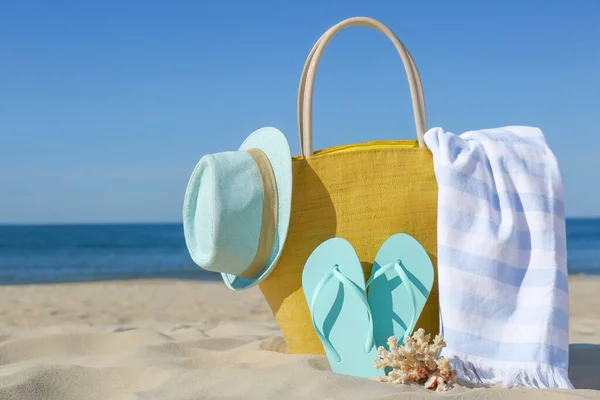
[237,148,279,279]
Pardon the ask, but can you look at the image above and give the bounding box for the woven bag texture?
[258,142,439,354]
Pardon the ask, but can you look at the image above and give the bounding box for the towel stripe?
[438,207,567,256]
[437,286,569,330]
[439,187,566,236]
[441,327,569,367]
[439,225,567,272]
[440,348,571,376]
[437,151,564,199]
[434,168,565,218]
[443,140,557,180]
[438,246,569,293]
[437,266,569,312]
[440,307,569,350]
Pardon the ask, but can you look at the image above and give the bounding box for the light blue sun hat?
[182,127,292,290]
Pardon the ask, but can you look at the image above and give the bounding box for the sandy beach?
[0,276,598,399]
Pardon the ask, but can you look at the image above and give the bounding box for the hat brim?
[221,127,292,290]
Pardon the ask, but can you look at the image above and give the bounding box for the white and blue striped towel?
[424,126,573,389]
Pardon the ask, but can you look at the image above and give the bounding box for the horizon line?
[1,216,600,227]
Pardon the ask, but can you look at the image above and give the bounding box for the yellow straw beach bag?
[259,16,439,355]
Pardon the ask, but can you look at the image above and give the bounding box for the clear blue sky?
[1,0,599,224]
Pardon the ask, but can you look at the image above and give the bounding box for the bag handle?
[298,17,427,157]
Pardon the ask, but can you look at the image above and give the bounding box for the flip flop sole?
[367,233,434,347]
[302,238,382,378]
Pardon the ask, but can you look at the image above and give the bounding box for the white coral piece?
[373,328,457,392]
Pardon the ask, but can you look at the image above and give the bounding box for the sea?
[0,219,599,285]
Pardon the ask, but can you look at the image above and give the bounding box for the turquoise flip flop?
[302,238,383,379]
[367,233,434,347]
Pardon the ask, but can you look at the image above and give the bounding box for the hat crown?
[183,127,292,291]
[185,151,264,275]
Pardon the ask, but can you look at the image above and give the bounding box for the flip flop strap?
[310,265,375,362]
[366,260,418,340]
